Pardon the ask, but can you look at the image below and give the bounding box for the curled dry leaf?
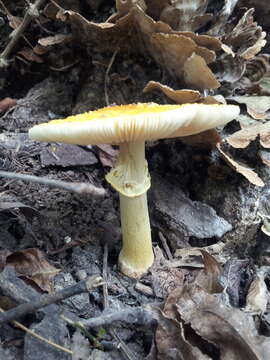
[228,96,270,120]
[96,144,118,168]
[175,285,270,360]
[183,53,220,90]
[52,3,218,83]
[245,272,268,315]
[223,9,266,60]
[217,143,265,187]
[196,250,223,294]
[143,81,201,104]
[5,248,60,293]
[17,48,44,63]
[156,286,209,360]
[226,122,270,149]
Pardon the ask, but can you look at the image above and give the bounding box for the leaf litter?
[0,0,270,359]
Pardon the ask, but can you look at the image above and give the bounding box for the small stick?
[0,275,104,325]
[0,307,73,355]
[0,170,106,197]
[158,232,173,260]
[0,0,47,67]
[81,305,158,329]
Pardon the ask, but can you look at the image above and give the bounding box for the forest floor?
[0,1,270,359]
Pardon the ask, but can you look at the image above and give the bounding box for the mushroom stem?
[119,192,153,278]
[106,141,153,278]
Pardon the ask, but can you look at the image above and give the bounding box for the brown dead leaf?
[217,143,264,187]
[156,286,209,360]
[175,285,270,360]
[0,98,17,112]
[54,4,217,84]
[229,96,270,120]
[150,247,186,299]
[226,122,270,149]
[17,48,44,63]
[196,250,223,293]
[8,15,22,30]
[143,81,201,104]
[5,248,60,293]
[184,53,220,90]
[181,129,221,147]
[223,9,266,60]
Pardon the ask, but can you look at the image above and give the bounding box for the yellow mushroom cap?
[29,103,240,144]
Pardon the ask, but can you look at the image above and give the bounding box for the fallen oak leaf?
[5,248,60,293]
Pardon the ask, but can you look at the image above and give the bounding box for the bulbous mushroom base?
[118,250,154,279]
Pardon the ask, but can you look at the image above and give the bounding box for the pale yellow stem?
[119,192,154,278]
[106,141,154,278]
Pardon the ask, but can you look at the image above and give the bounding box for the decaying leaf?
[245,272,268,315]
[143,80,201,103]
[5,248,60,292]
[51,2,218,84]
[17,48,44,63]
[223,8,266,60]
[183,53,220,90]
[175,285,270,359]
[96,144,118,168]
[196,250,223,294]
[217,143,265,187]
[150,247,186,299]
[228,96,270,120]
[226,122,270,149]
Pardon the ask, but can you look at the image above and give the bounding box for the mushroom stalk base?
[118,192,154,278]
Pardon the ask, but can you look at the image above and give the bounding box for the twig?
[0,0,11,16]
[81,304,158,329]
[104,47,119,106]
[0,0,46,67]
[0,170,106,197]
[0,275,104,325]
[158,231,173,260]
[102,243,109,309]
[0,307,73,354]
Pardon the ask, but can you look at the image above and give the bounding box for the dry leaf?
[97,144,118,168]
[196,250,223,293]
[6,248,60,293]
[226,122,270,149]
[175,285,270,359]
[245,272,268,315]
[184,52,220,90]
[228,96,270,120]
[17,48,44,63]
[156,286,209,360]
[0,98,17,112]
[217,143,264,187]
[143,81,201,104]
[150,247,186,299]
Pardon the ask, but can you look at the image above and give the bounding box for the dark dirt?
[0,1,270,359]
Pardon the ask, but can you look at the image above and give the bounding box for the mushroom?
[29,102,239,278]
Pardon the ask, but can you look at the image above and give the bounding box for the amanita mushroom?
[29,103,239,278]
